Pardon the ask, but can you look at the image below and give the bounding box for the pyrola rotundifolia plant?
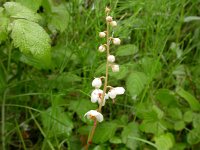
[84,7,125,149]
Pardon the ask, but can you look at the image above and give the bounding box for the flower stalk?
[84,7,125,150]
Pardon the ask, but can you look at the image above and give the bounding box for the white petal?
[92,78,102,88]
[114,87,125,95]
[95,112,104,122]
[108,90,117,99]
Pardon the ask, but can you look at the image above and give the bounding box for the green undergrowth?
[0,0,200,149]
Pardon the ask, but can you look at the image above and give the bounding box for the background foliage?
[0,0,200,149]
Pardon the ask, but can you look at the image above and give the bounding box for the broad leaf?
[176,88,200,111]
[174,121,185,131]
[116,44,138,56]
[16,0,42,12]
[0,7,9,43]
[183,111,193,123]
[155,133,174,150]
[187,125,200,145]
[41,107,73,138]
[121,122,140,150]
[4,2,40,22]
[11,19,51,68]
[69,99,96,122]
[48,4,69,32]
[93,122,118,143]
[126,72,148,98]
[155,89,177,107]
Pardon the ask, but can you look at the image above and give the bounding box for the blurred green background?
[0,0,200,149]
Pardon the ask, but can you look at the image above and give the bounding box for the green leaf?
[167,107,182,120]
[139,57,162,76]
[193,113,200,128]
[183,111,193,123]
[110,136,122,144]
[187,125,200,145]
[41,107,73,138]
[126,72,148,98]
[116,44,138,56]
[93,122,118,143]
[4,2,40,22]
[11,19,51,68]
[48,4,69,32]
[176,88,200,111]
[121,122,140,150]
[16,0,42,12]
[69,99,96,122]
[0,7,9,43]
[137,104,166,135]
[155,133,174,150]
[174,121,185,131]
[155,89,177,107]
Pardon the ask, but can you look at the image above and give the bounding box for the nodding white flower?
[92,78,102,88]
[110,21,117,27]
[108,87,125,99]
[111,64,119,72]
[91,89,108,106]
[113,38,121,45]
[107,55,115,63]
[106,16,113,22]
[98,45,106,52]
[84,110,103,122]
[99,32,106,38]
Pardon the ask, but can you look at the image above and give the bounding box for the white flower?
[113,38,121,45]
[84,110,103,122]
[108,87,125,99]
[106,16,113,22]
[110,21,117,27]
[111,64,119,72]
[92,78,102,88]
[91,89,108,106]
[99,32,106,38]
[107,55,115,63]
[98,45,106,52]
[91,89,103,103]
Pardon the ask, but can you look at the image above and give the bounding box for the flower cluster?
[84,7,125,123]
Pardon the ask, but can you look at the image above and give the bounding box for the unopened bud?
[111,64,119,72]
[113,38,121,45]
[99,32,106,38]
[110,21,117,27]
[105,7,111,13]
[98,45,106,52]
[107,55,115,63]
[106,16,113,22]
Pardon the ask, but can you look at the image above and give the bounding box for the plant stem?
[1,89,8,150]
[85,11,110,150]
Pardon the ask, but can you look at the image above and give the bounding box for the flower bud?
[99,32,106,38]
[106,16,113,22]
[113,38,121,45]
[92,78,102,88]
[111,64,119,72]
[110,21,117,27]
[98,45,106,52]
[105,7,111,13]
[107,55,115,63]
